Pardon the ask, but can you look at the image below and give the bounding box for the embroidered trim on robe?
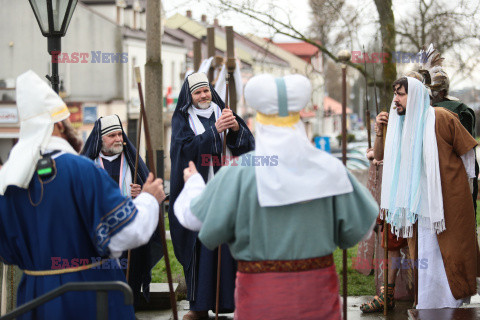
[95,198,137,255]
[238,255,334,273]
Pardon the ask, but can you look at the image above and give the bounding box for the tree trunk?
[374,0,396,111]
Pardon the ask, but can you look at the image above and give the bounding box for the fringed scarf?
[380,77,444,238]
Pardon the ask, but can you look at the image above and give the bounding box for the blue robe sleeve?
[75,158,138,257]
[333,172,379,249]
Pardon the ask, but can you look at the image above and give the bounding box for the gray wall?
[0,1,124,102]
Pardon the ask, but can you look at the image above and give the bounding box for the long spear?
[215,73,230,320]
[380,42,389,316]
[363,45,371,149]
[134,67,178,320]
[337,49,351,320]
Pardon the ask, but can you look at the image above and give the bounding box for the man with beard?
[169,72,255,320]
[81,114,163,308]
[0,70,165,319]
[374,76,478,309]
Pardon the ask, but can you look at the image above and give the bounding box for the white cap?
[244,74,311,115]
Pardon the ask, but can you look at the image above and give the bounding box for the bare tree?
[215,0,369,76]
[395,0,480,84]
[215,0,399,110]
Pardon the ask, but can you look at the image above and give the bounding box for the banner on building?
[67,102,83,128]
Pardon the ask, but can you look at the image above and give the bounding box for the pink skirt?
[234,264,341,320]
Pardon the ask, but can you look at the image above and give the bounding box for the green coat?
[433,100,475,136]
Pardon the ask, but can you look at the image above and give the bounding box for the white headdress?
[244,74,352,207]
[0,70,70,195]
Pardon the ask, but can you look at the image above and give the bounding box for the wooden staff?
[215,73,230,320]
[363,45,371,149]
[125,101,144,283]
[337,49,350,320]
[380,42,389,316]
[134,67,178,320]
[1,264,7,316]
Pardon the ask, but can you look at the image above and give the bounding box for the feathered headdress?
[418,44,445,85]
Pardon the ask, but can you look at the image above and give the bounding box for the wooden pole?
[135,67,177,320]
[193,40,202,72]
[341,64,348,320]
[225,26,237,114]
[126,100,144,283]
[207,27,215,81]
[338,49,351,320]
[377,51,389,316]
[1,264,7,316]
[215,74,230,320]
[363,45,371,149]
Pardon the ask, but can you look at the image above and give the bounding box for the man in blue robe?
[169,72,254,319]
[0,70,165,319]
[82,114,163,307]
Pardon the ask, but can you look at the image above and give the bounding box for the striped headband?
[188,72,209,94]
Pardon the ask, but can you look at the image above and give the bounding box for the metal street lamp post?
[28,0,78,93]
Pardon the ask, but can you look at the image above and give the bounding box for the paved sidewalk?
[136,294,480,320]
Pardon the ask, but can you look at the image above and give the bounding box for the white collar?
[191,103,214,118]
[99,152,121,162]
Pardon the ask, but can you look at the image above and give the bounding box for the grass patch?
[334,246,375,296]
[477,200,480,226]
[152,217,184,283]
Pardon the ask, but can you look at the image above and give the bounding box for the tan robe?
[407,107,479,300]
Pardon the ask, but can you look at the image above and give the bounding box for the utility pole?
[145,0,164,179]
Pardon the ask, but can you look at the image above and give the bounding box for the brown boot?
[182,310,209,320]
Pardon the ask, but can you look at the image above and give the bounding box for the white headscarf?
[381,77,444,237]
[0,70,70,195]
[244,74,353,207]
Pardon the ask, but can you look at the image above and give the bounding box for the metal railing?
[0,281,132,320]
